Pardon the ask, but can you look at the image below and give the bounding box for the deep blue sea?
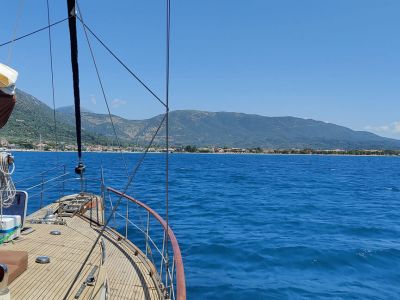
[10,152,400,299]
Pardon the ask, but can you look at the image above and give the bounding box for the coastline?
[7,149,400,157]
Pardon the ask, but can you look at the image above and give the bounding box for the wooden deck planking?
[3,202,162,299]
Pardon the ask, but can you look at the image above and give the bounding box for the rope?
[0,153,16,209]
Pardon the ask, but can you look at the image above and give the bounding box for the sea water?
[12,152,400,299]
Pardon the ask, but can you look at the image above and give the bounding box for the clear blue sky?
[1,1,399,138]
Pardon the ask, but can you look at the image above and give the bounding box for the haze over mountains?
[1,89,400,150]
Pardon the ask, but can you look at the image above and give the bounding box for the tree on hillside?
[184,145,197,152]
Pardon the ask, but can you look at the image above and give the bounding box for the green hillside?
[2,90,400,150]
[59,108,400,149]
[0,89,110,146]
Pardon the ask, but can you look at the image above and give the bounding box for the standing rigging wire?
[63,113,167,300]
[165,0,171,292]
[7,0,25,64]
[46,0,59,164]
[75,1,129,178]
[74,15,166,108]
[0,18,69,48]
[75,0,148,235]
[60,1,175,297]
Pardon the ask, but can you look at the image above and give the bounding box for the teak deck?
[3,202,162,300]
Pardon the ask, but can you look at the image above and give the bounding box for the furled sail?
[66,0,84,168]
[0,63,18,128]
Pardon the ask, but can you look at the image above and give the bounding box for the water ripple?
[12,152,400,299]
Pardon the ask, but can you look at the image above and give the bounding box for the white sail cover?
[0,63,18,95]
[0,63,18,87]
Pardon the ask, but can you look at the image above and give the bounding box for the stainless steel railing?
[107,187,186,300]
[14,164,186,300]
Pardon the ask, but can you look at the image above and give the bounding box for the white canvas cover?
[0,63,18,88]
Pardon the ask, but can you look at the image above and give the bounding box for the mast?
[66,0,85,177]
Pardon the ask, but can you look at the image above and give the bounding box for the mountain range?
[1,89,399,150]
